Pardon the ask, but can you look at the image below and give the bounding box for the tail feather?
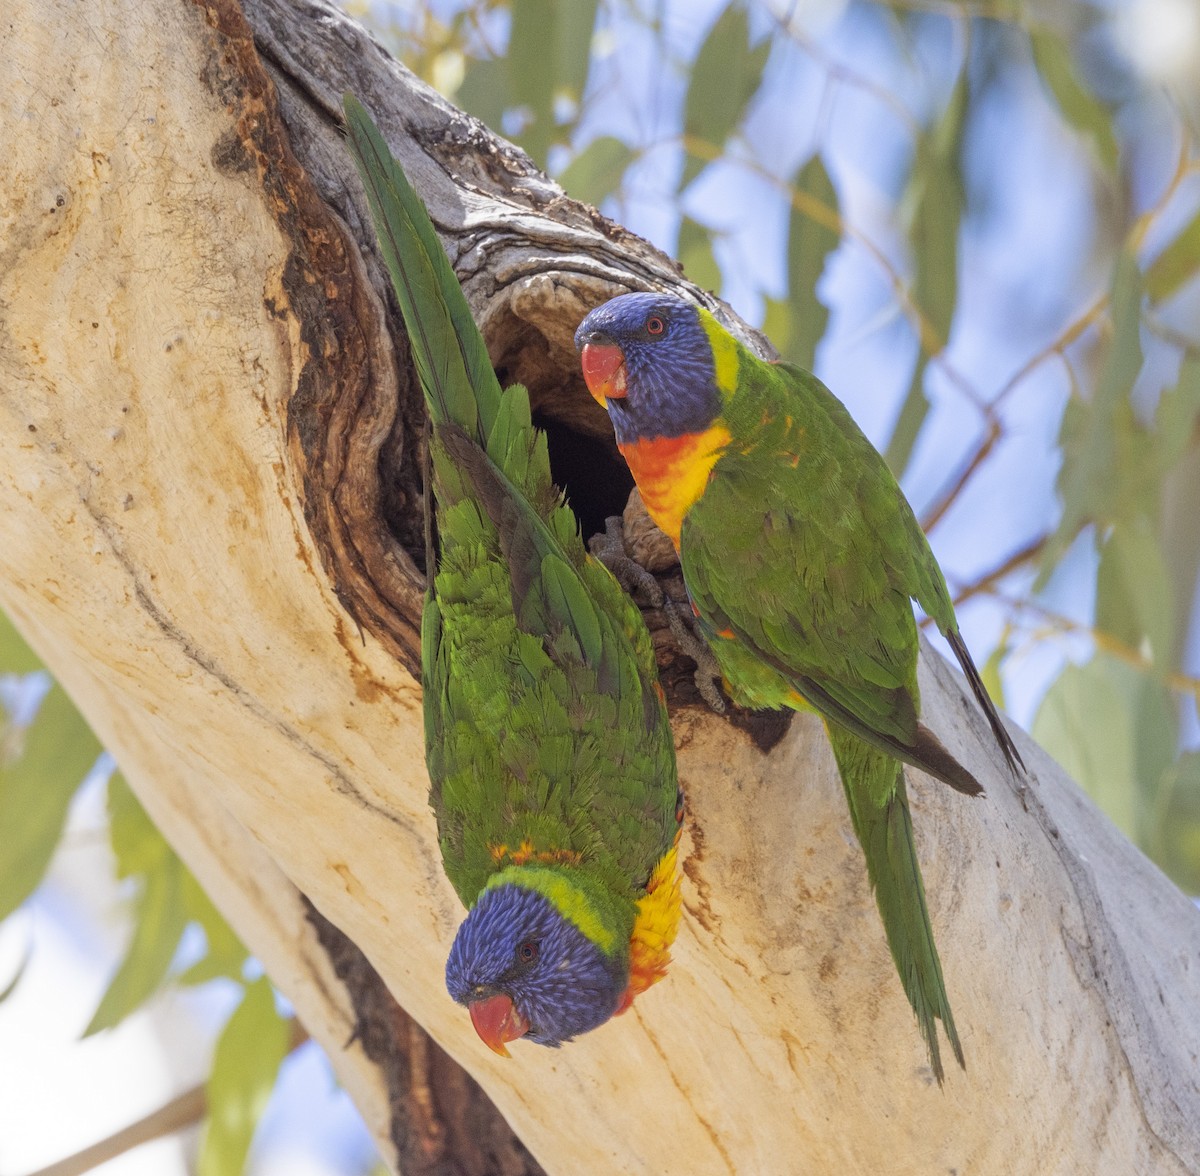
[343,96,502,444]
[912,723,984,798]
[945,628,1025,778]
[827,726,964,1084]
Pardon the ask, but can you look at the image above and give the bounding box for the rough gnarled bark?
[4,2,1200,1174]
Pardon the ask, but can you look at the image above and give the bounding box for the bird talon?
[589,516,664,607]
[662,598,726,713]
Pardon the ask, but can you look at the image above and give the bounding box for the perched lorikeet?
[575,292,1024,1082]
[344,101,682,1055]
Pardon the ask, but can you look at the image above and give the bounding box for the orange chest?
[619,425,732,548]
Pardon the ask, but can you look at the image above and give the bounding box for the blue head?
[575,293,724,444]
[446,881,627,1054]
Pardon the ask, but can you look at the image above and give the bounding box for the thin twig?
[920,417,1002,533]
[950,534,1048,611]
[22,1021,309,1176]
[989,592,1200,702]
[917,533,1047,629]
[23,1085,207,1176]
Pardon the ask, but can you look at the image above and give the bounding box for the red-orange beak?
[467,994,530,1057]
[580,342,628,404]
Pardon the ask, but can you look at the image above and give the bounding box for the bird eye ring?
[646,315,665,336]
[517,940,539,963]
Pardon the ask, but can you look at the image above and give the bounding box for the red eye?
[518,940,539,963]
[646,315,665,336]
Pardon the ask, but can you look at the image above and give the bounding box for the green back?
[344,97,678,908]
[682,352,956,748]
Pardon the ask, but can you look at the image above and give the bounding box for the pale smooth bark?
[3,2,1199,1174]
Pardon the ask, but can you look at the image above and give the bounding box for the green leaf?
[108,771,172,880]
[107,773,247,987]
[178,870,248,986]
[1039,252,1144,580]
[677,216,721,292]
[1032,651,1175,844]
[890,74,966,476]
[84,857,188,1036]
[680,4,770,190]
[1095,521,1174,664]
[506,0,600,166]
[0,684,102,921]
[884,356,931,478]
[1145,210,1200,304]
[909,73,966,343]
[979,638,1010,712]
[0,609,43,674]
[456,57,510,137]
[1150,752,1200,893]
[199,978,291,1176]
[1030,27,1119,174]
[1155,354,1200,469]
[550,0,600,108]
[558,136,634,206]
[778,154,839,370]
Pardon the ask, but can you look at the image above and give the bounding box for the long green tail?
[826,724,964,1084]
[343,96,545,500]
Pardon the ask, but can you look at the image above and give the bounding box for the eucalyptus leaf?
[1151,753,1200,893]
[680,4,769,191]
[456,57,510,139]
[1145,211,1200,304]
[1032,651,1175,845]
[508,0,599,166]
[178,870,248,985]
[1039,253,1144,581]
[678,216,721,292]
[909,73,966,344]
[781,154,839,370]
[198,977,291,1176]
[884,357,930,479]
[0,684,102,922]
[979,639,1009,712]
[558,136,634,206]
[84,858,188,1036]
[889,74,966,476]
[0,609,43,674]
[1095,522,1174,664]
[1155,355,1200,470]
[108,770,171,880]
[1030,27,1119,173]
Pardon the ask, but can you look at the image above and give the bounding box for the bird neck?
[618,843,683,1013]
[485,864,635,960]
[618,425,732,548]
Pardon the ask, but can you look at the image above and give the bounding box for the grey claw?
[589,516,664,607]
[662,599,726,714]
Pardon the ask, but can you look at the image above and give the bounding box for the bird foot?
[661,598,727,713]
[589,516,664,607]
[591,515,727,714]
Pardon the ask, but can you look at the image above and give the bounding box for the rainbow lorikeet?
[576,292,1024,1082]
[344,101,682,1055]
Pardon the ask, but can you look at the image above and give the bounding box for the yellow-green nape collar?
[485,865,618,954]
[697,308,740,398]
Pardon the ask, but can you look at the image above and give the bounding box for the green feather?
[826,725,962,1084]
[596,299,1027,1079]
[343,98,678,944]
[674,345,986,1078]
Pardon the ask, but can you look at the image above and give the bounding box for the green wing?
[344,96,677,906]
[683,359,989,792]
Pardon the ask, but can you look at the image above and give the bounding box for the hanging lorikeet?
[575,292,1024,1082]
[344,101,682,1055]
